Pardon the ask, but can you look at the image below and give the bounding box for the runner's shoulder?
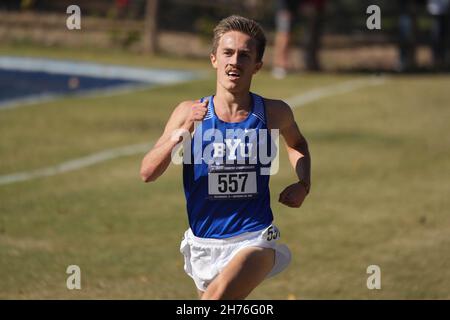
[172,100,198,118]
[263,98,291,111]
[176,100,197,111]
[263,98,294,127]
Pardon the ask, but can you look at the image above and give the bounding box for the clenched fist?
[278,182,308,208]
[182,100,209,132]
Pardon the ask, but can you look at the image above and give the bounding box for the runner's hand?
[182,100,208,132]
[278,182,308,208]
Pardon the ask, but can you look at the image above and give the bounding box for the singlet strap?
[250,93,266,124]
[201,95,214,120]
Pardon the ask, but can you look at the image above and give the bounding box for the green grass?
[1,45,449,299]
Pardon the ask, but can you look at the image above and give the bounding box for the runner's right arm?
[140,100,208,182]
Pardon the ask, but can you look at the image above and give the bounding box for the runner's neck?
[214,91,252,116]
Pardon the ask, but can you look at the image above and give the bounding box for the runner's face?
[211,31,263,93]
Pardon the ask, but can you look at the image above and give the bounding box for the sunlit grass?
[1,45,449,299]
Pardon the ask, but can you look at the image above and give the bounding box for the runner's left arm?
[278,102,311,207]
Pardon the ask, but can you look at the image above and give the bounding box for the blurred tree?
[20,0,36,10]
[143,0,159,54]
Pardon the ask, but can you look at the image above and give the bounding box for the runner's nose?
[229,52,240,66]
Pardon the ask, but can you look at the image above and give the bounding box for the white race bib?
[208,168,257,199]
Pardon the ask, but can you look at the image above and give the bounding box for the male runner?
[140,15,311,300]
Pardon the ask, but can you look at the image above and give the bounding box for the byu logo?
[366,5,381,30]
[66,5,81,30]
[66,265,81,290]
[170,127,279,174]
[212,139,253,160]
[366,265,381,290]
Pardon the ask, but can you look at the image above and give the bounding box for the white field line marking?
[286,76,386,109]
[0,83,153,111]
[0,143,153,186]
[0,56,204,110]
[0,77,387,186]
[0,56,196,83]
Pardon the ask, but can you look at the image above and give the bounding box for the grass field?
[1,44,449,299]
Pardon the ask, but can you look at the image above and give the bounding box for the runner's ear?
[210,53,218,69]
[253,61,263,74]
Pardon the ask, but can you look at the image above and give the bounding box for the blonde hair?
[211,15,266,62]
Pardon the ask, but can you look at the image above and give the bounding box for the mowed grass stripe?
[1,75,449,299]
[1,43,449,298]
[0,72,348,175]
[0,76,385,185]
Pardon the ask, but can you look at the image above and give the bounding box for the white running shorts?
[179,224,292,292]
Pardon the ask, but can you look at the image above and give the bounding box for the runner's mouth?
[226,70,241,79]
